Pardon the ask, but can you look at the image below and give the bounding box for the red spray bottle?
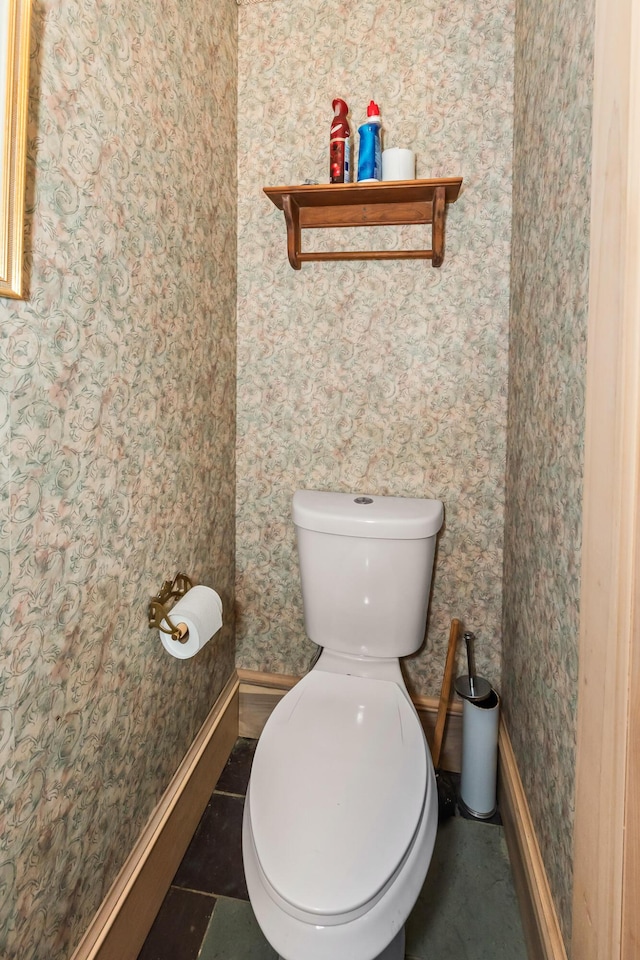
[329,98,351,183]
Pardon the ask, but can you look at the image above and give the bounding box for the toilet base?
[375,928,405,960]
[277,928,405,960]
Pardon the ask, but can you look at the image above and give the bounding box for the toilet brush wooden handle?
[431,618,461,769]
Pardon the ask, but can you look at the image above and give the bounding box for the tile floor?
[137,738,527,960]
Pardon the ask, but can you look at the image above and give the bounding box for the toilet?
[242,490,444,960]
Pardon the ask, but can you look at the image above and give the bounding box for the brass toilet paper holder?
[148,573,194,642]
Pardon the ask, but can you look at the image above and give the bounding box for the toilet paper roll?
[382,148,416,181]
[159,585,223,659]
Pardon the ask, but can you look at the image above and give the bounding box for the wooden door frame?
[571,0,640,955]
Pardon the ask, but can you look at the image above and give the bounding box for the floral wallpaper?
[235,0,515,696]
[502,0,594,945]
[0,0,594,954]
[0,1,237,958]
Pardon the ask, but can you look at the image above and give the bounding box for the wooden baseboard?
[70,673,240,960]
[239,670,567,957]
[237,668,464,773]
[413,692,463,774]
[237,668,300,738]
[71,668,564,960]
[498,720,568,960]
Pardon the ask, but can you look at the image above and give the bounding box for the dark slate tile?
[173,793,248,899]
[199,898,278,960]
[136,886,215,960]
[215,738,257,796]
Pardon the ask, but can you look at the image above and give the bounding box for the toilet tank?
[293,490,443,658]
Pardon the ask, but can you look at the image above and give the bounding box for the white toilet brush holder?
[454,631,500,819]
[459,689,500,819]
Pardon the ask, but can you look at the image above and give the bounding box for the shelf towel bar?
[264,178,462,269]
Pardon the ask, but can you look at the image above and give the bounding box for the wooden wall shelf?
[263,177,463,269]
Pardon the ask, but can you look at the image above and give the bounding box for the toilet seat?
[249,670,427,923]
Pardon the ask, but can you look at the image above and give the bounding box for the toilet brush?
[431,618,461,820]
[454,631,492,704]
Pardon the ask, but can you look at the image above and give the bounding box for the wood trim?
[70,673,240,960]
[623,489,640,958]
[619,8,640,957]
[237,668,464,772]
[70,668,569,960]
[571,0,640,955]
[415,694,463,774]
[263,178,464,210]
[237,667,301,690]
[498,720,568,960]
[263,178,462,269]
[431,185,446,267]
[237,667,299,738]
[299,201,434,229]
[240,668,569,957]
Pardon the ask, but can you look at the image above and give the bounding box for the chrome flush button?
[354,497,373,505]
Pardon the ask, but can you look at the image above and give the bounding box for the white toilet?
[242,490,444,960]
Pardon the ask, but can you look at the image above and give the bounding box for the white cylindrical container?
[459,689,500,818]
[381,148,416,181]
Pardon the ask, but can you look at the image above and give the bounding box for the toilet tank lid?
[293,490,444,539]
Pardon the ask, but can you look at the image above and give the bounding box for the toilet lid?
[249,670,427,919]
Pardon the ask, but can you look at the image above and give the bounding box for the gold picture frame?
[1,0,30,299]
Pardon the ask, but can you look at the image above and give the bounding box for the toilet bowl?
[242,490,444,960]
[242,658,438,960]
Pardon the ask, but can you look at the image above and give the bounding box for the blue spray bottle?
[357,101,382,182]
